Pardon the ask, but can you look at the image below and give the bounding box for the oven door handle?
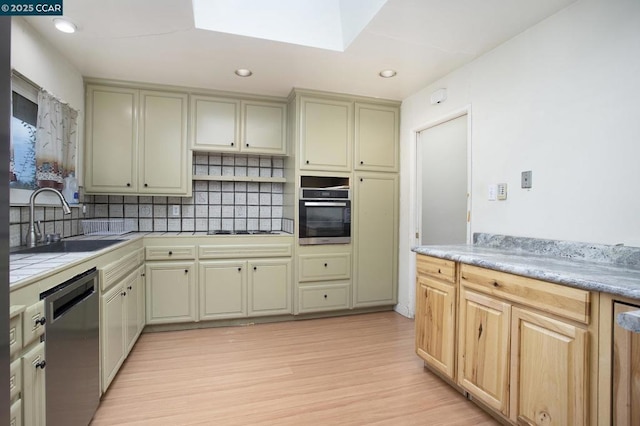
[303,201,348,207]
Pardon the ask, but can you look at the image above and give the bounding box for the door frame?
[412,105,472,247]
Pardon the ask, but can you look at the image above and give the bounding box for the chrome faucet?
[26,188,72,247]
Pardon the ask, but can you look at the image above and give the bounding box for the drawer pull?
[34,317,46,327]
[493,281,500,287]
[126,183,131,187]
[438,268,441,273]
[35,360,46,370]
[168,251,173,256]
[324,263,328,267]
[324,294,328,299]
[121,292,127,296]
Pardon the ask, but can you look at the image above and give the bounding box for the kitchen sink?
[13,239,123,254]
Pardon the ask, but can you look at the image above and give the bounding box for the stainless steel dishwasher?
[42,267,100,426]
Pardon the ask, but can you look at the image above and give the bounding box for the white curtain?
[35,90,78,188]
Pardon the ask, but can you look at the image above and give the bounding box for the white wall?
[396,0,640,317]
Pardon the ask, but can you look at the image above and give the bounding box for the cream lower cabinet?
[199,260,247,320]
[101,265,145,391]
[146,261,196,324]
[22,342,46,426]
[352,173,398,308]
[248,259,291,316]
[297,248,351,314]
[415,256,457,380]
[458,264,590,425]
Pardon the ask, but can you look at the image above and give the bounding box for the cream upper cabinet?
[85,85,138,193]
[85,84,191,195]
[190,95,240,151]
[299,96,352,171]
[354,103,399,172]
[190,96,287,155]
[139,90,189,194]
[415,255,457,380]
[241,100,287,155]
[352,173,398,307]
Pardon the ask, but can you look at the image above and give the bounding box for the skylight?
[192,0,387,52]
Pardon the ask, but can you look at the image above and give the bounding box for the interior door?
[417,114,469,245]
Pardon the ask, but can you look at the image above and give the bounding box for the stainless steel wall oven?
[299,188,351,245]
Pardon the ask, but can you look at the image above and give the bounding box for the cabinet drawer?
[9,358,21,401]
[10,398,21,426]
[299,283,350,313]
[416,255,456,283]
[299,253,351,282]
[460,264,590,324]
[199,244,292,259]
[145,245,195,260]
[9,308,23,359]
[101,248,144,291]
[22,300,45,346]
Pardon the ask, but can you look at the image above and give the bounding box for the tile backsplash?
[9,154,293,247]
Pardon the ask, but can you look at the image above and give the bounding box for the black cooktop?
[207,230,279,235]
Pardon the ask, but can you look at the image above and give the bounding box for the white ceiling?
[23,0,577,100]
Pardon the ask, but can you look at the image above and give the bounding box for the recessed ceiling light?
[235,69,253,77]
[379,69,397,78]
[53,18,77,34]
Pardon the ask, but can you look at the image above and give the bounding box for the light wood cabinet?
[85,84,191,195]
[146,261,196,324]
[354,103,399,172]
[199,260,247,320]
[299,96,352,171]
[458,264,591,424]
[612,302,640,426]
[458,288,511,415]
[190,95,287,155]
[22,341,46,426]
[352,173,398,307]
[510,306,588,425]
[415,256,457,380]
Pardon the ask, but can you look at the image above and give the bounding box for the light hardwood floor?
[92,312,499,425]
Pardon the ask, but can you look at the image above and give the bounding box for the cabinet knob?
[126,183,131,187]
[253,266,257,271]
[438,269,441,274]
[493,281,500,287]
[246,143,249,147]
[238,267,242,272]
[230,142,234,146]
[141,273,146,277]
[144,183,148,187]
[360,178,363,182]
[168,251,173,255]
[324,263,328,267]
[127,285,133,290]
[306,160,309,164]
[324,294,328,299]
[35,360,46,370]
[121,292,127,296]
[34,317,46,327]
[184,269,189,273]
[360,161,364,165]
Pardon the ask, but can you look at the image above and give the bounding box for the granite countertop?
[412,233,640,332]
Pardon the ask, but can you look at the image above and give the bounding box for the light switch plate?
[521,171,532,189]
[497,183,507,200]
[488,184,497,201]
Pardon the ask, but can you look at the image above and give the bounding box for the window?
[11,90,38,189]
